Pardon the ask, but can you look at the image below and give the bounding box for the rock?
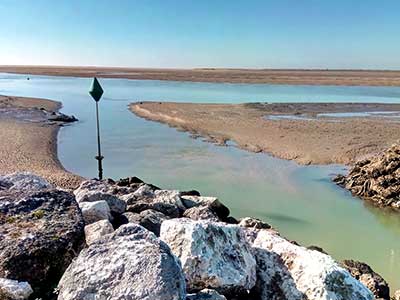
[239,217,271,229]
[0,172,52,192]
[160,219,256,296]
[181,190,201,197]
[394,290,400,300]
[0,189,85,299]
[84,219,114,245]
[153,190,186,210]
[181,196,230,220]
[127,201,180,218]
[0,278,33,300]
[334,143,400,209]
[122,210,169,236]
[57,224,186,300]
[341,259,390,300]
[186,289,227,300]
[79,200,112,224]
[74,180,126,214]
[307,245,328,255]
[224,216,238,224]
[183,206,219,221]
[251,230,374,300]
[116,176,144,186]
[48,112,77,123]
[122,212,142,223]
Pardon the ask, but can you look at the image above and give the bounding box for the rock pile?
[0,172,390,300]
[0,173,85,299]
[334,143,400,209]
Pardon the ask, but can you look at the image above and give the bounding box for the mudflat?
[2,65,400,86]
[0,95,82,188]
[130,102,400,165]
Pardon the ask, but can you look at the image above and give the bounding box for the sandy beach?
[2,65,400,86]
[0,95,82,189]
[130,102,400,165]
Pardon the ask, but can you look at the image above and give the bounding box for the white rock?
[84,219,114,245]
[153,190,186,210]
[160,219,256,294]
[74,180,126,214]
[0,172,52,191]
[58,224,186,300]
[121,186,186,211]
[0,278,33,300]
[252,230,374,300]
[394,289,400,300]
[79,200,112,224]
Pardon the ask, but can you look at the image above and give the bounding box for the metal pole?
[95,101,104,180]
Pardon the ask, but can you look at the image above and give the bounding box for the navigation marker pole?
[89,77,105,180]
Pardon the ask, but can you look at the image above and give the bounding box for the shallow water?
[1,73,399,290]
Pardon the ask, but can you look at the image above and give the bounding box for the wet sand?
[0,95,82,189]
[2,65,400,86]
[130,102,400,165]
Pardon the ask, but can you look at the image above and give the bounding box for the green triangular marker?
[89,77,104,102]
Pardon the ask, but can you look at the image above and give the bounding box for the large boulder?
[341,259,390,300]
[334,143,400,208]
[251,230,374,300]
[84,219,114,245]
[79,200,112,224]
[0,278,33,300]
[57,224,186,300]
[74,180,126,214]
[160,219,256,296]
[0,189,85,299]
[0,172,52,192]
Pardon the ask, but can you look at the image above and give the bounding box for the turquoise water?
[1,73,399,291]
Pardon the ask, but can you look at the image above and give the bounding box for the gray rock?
[239,217,271,229]
[74,180,126,214]
[127,201,180,218]
[48,112,77,123]
[0,189,85,299]
[183,206,219,221]
[0,278,33,300]
[0,172,52,192]
[57,224,186,300]
[160,219,256,295]
[122,210,169,236]
[84,219,114,245]
[79,200,112,224]
[181,196,230,220]
[186,289,226,300]
[341,259,390,300]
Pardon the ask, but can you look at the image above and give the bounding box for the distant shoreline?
[2,65,400,86]
[0,95,83,189]
[130,101,400,165]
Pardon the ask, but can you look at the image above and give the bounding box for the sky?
[0,0,399,69]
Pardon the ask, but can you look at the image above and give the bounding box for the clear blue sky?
[1,0,399,69]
